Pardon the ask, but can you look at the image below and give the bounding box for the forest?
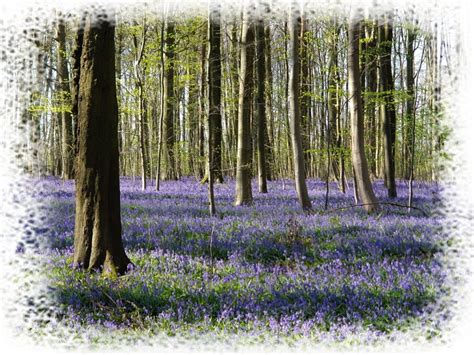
[7,0,458,349]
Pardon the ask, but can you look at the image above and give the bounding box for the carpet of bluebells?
[25,177,452,347]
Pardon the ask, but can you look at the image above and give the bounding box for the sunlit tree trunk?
[73,14,131,276]
[348,18,380,213]
[288,3,311,211]
[235,6,254,206]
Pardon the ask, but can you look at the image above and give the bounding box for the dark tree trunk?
[348,18,380,213]
[162,21,177,180]
[71,17,84,160]
[235,8,254,206]
[208,5,224,184]
[288,4,311,211]
[56,19,74,180]
[73,15,131,276]
[264,25,274,181]
[379,17,397,197]
[256,17,268,193]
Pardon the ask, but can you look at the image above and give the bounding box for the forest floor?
[20,177,453,350]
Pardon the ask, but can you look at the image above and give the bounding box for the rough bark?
[235,8,254,206]
[348,18,380,213]
[288,4,312,211]
[73,14,131,275]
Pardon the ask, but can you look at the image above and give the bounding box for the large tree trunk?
[73,15,131,276]
[379,17,397,197]
[56,19,74,180]
[162,21,177,180]
[256,16,268,193]
[208,7,223,184]
[288,4,311,211]
[348,18,380,213]
[235,7,254,206]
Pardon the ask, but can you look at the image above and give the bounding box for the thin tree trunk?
[235,6,254,206]
[288,3,311,211]
[264,25,274,181]
[162,21,177,180]
[56,19,74,179]
[208,5,224,184]
[406,29,416,210]
[256,16,268,193]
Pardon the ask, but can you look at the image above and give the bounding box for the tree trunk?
[208,5,224,184]
[235,7,254,206]
[56,19,74,180]
[288,4,312,211]
[365,23,378,178]
[379,17,397,197]
[256,17,268,193]
[300,17,311,177]
[73,14,131,276]
[156,20,165,190]
[264,25,274,181]
[348,18,380,213]
[162,21,177,180]
[132,23,148,190]
[406,29,416,210]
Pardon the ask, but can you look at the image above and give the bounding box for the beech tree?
[73,13,131,275]
[235,6,254,206]
[348,17,380,213]
[256,14,268,193]
[162,20,177,180]
[288,2,312,211]
[379,15,397,198]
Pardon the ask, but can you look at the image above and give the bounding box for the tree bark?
[288,3,312,211]
[348,18,380,213]
[73,14,131,276]
[379,17,397,197]
[208,7,224,184]
[264,24,274,181]
[365,23,378,178]
[256,16,268,193]
[162,21,177,180]
[406,29,416,210]
[235,7,254,206]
